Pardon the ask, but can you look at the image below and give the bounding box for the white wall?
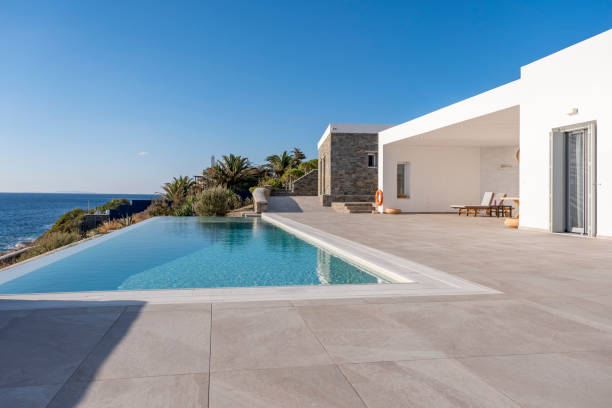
[480,147,519,201]
[379,144,481,212]
[519,29,612,236]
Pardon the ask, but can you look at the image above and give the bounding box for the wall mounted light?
[567,108,579,116]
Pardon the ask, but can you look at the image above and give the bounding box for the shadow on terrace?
[0,299,210,407]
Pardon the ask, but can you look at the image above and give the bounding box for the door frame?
[549,121,597,236]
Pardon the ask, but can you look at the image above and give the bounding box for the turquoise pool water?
[0,217,384,294]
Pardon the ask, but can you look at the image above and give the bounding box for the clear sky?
[1,1,611,194]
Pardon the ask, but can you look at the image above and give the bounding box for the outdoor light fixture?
[567,108,579,115]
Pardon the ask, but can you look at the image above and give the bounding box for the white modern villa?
[375,28,612,238]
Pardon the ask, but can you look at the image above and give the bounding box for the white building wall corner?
[519,29,612,236]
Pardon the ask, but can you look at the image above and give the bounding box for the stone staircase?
[331,202,376,214]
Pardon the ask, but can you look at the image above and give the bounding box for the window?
[367,153,377,168]
[397,162,410,198]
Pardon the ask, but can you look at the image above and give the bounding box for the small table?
[503,197,520,219]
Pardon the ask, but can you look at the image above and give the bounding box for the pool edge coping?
[0,215,500,309]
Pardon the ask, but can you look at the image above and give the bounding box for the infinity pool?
[0,217,385,294]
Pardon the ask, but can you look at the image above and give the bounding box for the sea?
[0,193,157,253]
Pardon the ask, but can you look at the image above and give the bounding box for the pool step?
[331,202,376,214]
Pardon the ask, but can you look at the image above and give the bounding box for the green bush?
[258,177,283,190]
[146,199,173,216]
[95,198,130,213]
[281,168,305,183]
[47,208,86,235]
[173,195,196,216]
[194,187,239,216]
[298,158,318,173]
[18,232,81,262]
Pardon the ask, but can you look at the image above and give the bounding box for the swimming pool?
[0,217,386,294]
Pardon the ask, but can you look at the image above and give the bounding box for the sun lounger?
[450,192,494,216]
[451,192,512,217]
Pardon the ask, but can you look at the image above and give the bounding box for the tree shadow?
[0,298,147,407]
[267,197,304,213]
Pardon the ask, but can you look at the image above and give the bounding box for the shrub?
[258,177,283,190]
[95,198,130,213]
[298,158,318,173]
[17,232,81,261]
[194,187,239,216]
[173,195,196,216]
[281,168,305,183]
[146,199,173,216]
[47,208,86,235]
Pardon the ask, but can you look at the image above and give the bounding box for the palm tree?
[298,158,318,173]
[157,176,195,204]
[291,148,305,166]
[265,151,294,178]
[210,154,258,191]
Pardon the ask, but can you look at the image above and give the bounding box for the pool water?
[0,217,385,294]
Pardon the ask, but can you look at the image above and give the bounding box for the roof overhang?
[317,123,396,150]
[380,80,521,147]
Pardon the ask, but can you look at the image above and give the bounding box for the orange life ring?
[375,189,383,206]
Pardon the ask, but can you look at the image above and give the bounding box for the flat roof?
[379,80,520,146]
[317,124,395,150]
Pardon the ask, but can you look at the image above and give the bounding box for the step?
[331,201,375,214]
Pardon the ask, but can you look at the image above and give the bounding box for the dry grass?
[98,220,123,234]
[132,211,150,223]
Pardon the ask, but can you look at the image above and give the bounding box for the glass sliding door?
[550,121,596,236]
[566,130,586,234]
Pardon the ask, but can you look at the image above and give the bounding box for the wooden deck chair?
[450,192,494,216]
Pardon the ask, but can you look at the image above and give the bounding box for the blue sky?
[1,1,611,194]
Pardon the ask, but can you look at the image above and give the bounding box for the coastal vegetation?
[193,186,240,216]
[1,199,149,267]
[149,147,316,216]
[1,147,316,266]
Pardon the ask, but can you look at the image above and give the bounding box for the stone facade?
[318,133,378,205]
[292,170,318,196]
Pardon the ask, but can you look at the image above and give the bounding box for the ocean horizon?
[0,192,157,253]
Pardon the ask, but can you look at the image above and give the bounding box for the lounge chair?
[450,192,494,216]
[451,192,512,217]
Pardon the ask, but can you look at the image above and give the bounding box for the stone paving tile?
[0,309,32,330]
[340,359,520,408]
[459,351,612,408]
[379,299,612,357]
[48,373,209,408]
[211,307,331,371]
[278,211,612,298]
[0,308,122,388]
[209,365,366,408]
[125,302,211,313]
[291,297,370,307]
[73,309,210,381]
[211,299,292,310]
[524,295,612,332]
[0,384,62,408]
[298,303,445,363]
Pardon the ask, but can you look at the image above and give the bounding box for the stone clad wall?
[329,133,378,201]
[292,170,318,196]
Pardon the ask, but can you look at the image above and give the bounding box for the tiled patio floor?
[2,198,612,407]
